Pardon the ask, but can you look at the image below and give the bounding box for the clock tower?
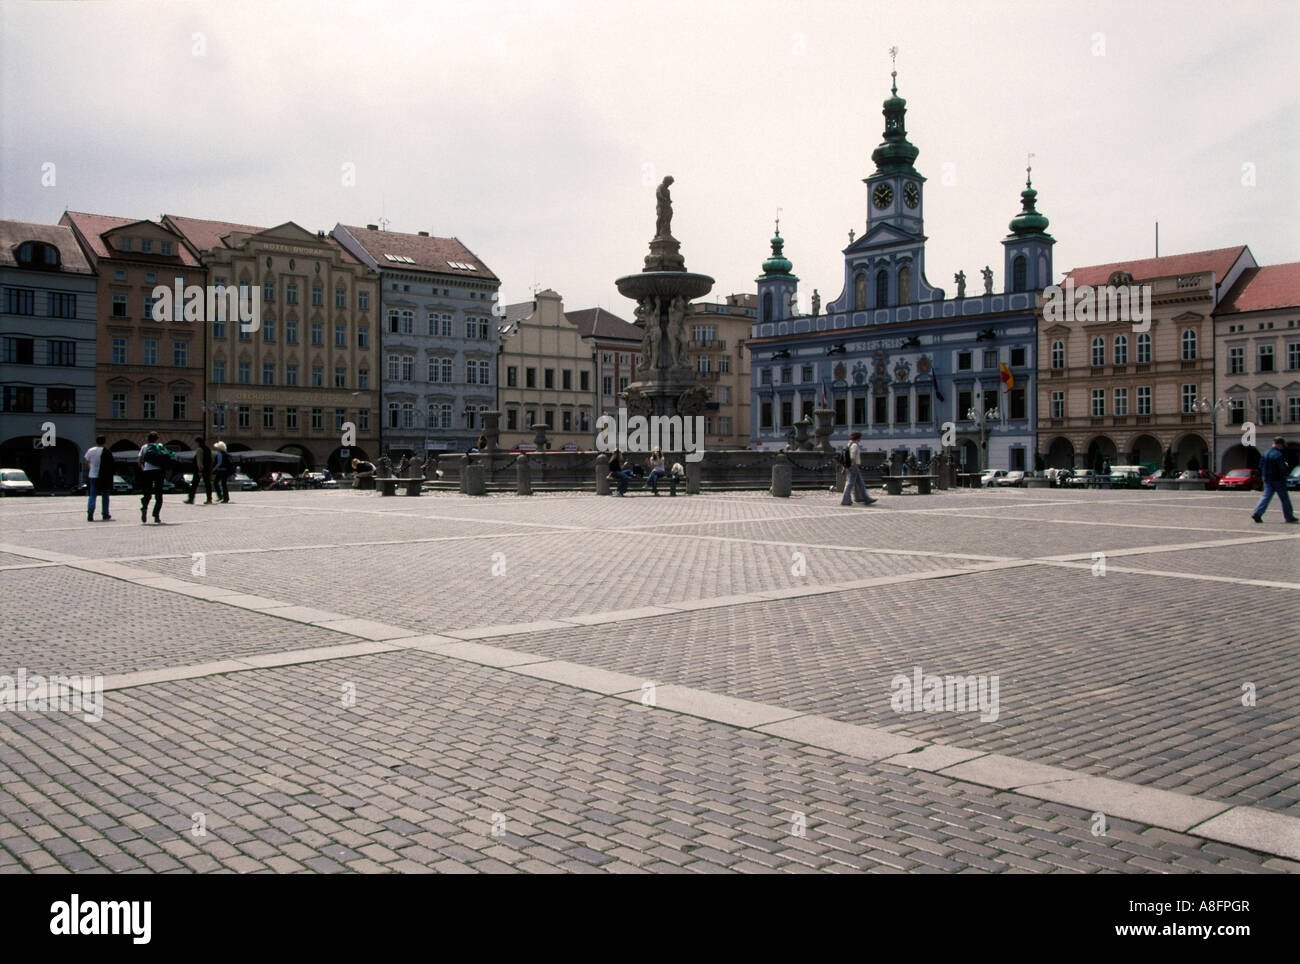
[863,61,924,239]
[829,54,943,315]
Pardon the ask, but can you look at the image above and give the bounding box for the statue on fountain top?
[655,176,675,239]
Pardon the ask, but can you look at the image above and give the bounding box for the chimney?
[366,224,378,231]
[418,231,429,237]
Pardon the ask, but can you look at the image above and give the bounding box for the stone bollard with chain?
[770,452,792,498]
[515,454,532,496]
[685,459,701,495]
[464,456,486,496]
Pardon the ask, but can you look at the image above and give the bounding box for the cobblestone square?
[2,486,1297,873]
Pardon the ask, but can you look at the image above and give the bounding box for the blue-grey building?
[748,74,1054,472]
[0,221,98,487]
[333,224,500,457]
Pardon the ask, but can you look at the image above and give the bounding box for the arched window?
[1091,336,1105,367]
[762,292,772,323]
[1114,334,1128,365]
[1181,329,1197,361]
[1051,340,1065,370]
[876,270,889,308]
[854,274,867,311]
[1137,332,1152,364]
[1012,255,1027,292]
[897,266,911,305]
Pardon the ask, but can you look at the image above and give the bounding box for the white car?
[995,470,1026,487]
[0,468,35,495]
[230,472,258,491]
[112,474,133,493]
[981,469,1009,487]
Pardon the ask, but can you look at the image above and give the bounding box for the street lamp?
[964,402,1001,471]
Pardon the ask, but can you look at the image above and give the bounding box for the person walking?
[212,441,232,503]
[841,431,877,507]
[137,431,171,524]
[83,435,113,521]
[185,435,213,504]
[1252,436,1297,524]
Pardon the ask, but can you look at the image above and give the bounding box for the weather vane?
[775,206,782,236]
[889,46,898,91]
[1026,152,1036,186]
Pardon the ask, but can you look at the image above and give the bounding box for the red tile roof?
[1216,263,1300,314]
[1064,246,1250,287]
[0,220,94,274]
[164,215,363,266]
[567,307,639,342]
[337,224,497,282]
[60,211,202,266]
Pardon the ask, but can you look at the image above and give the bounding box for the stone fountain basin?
[616,271,715,302]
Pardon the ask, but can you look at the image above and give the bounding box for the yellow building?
[164,216,381,472]
[686,293,754,449]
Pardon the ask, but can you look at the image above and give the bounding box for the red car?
[1175,469,1220,490]
[1217,468,1261,491]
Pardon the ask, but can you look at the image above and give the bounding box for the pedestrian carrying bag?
[840,448,852,469]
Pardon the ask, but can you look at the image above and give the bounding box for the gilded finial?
[889,46,898,93]
[1026,152,1035,188]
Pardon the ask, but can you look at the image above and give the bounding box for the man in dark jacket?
[185,435,213,504]
[1252,436,1297,524]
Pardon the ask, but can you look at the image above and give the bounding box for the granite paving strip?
[1,650,1293,874]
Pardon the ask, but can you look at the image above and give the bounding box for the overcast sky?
[3,0,1296,315]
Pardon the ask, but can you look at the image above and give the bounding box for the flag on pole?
[1000,362,1014,392]
[821,378,829,409]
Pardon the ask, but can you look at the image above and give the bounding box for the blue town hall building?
[747,74,1055,473]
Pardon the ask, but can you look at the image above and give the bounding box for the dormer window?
[120,237,132,252]
[161,242,173,256]
[141,239,153,254]
[14,241,61,269]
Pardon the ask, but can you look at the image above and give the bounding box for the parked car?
[112,474,133,493]
[230,472,258,491]
[1108,465,1145,489]
[980,469,1009,487]
[0,468,36,496]
[1217,468,1261,491]
[1288,466,1300,491]
[1141,469,1165,488]
[995,470,1026,487]
[1066,469,1097,488]
[259,472,295,490]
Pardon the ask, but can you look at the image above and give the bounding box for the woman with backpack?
[212,441,233,503]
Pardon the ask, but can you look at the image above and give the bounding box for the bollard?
[595,457,611,496]
[464,459,486,496]
[834,462,846,494]
[458,454,469,494]
[516,454,532,496]
[685,459,701,495]
[770,452,792,498]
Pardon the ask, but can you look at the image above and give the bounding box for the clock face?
[904,182,920,208]
[872,183,893,209]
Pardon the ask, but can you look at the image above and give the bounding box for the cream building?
[498,289,594,450]
[1213,262,1300,471]
[686,293,754,450]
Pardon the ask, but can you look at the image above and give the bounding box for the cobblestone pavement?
[1,486,1297,873]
